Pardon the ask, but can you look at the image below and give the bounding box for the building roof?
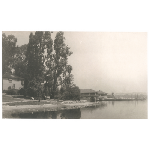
[3,73,24,80]
[80,89,96,94]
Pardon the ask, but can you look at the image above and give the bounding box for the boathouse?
[80,89,107,101]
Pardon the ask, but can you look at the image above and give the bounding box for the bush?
[26,88,37,97]
[8,86,11,90]
[59,85,80,101]
[6,89,19,95]
[2,90,6,93]
[54,95,59,99]
[18,88,25,95]
[25,88,46,100]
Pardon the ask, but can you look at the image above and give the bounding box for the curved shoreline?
[2,100,102,118]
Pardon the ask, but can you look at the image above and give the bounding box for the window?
[9,79,12,83]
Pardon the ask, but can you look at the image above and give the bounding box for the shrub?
[2,90,6,93]
[25,88,46,100]
[26,88,37,97]
[18,88,25,95]
[8,86,11,90]
[59,85,80,101]
[6,89,19,95]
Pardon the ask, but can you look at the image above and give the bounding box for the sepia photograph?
[2,31,147,119]
[1,1,150,150]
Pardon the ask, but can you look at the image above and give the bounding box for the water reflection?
[11,108,81,119]
[60,109,81,119]
[11,110,57,119]
[10,100,147,119]
[112,101,115,106]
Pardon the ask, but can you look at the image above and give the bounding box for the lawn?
[2,94,25,102]
[4,101,52,106]
[2,94,55,105]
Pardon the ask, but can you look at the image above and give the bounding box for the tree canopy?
[2,31,80,101]
[2,33,17,74]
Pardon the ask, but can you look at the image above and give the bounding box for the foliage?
[6,89,19,95]
[25,32,53,101]
[46,31,73,99]
[13,44,27,78]
[2,31,79,101]
[8,86,11,90]
[59,84,80,100]
[18,88,25,95]
[2,33,17,74]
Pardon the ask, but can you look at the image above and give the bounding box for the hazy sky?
[3,31,147,93]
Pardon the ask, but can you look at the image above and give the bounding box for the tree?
[26,31,53,101]
[69,85,80,100]
[2,31,79,101]
[59,73,80,100]
[13,44,27,77]
[61,84,80,100]
[46,31,73,99]
[2,33,17,74]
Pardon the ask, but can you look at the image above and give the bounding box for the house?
[2,73,24,91]
[80,89,97,96]
[80,89,107,101]
[80,89,97,100]
[80,89,109,101]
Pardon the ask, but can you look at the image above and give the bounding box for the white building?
[2,73,24,91]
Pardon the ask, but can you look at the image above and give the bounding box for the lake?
[10,100,147,119]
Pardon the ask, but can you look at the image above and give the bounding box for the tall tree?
[26,31,53,101]
[2,33,17,74]
[13,44,27,78]
[46,31,73,99]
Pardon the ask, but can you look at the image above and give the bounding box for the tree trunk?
[51,75,57,99]
[51,91,55,99]
[48,87,51,99]
[38,91,40,102]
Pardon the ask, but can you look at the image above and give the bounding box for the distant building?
[80,89,107,100]
[106,94,115,99]
[2,73,24,91]
[80,89,97,98]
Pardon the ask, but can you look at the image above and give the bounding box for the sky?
[3,31,147,93]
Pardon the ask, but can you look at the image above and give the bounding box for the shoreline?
[2,94,147,118]
[2,96,101,118]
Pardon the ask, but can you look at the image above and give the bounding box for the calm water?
[11,100,147,119]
